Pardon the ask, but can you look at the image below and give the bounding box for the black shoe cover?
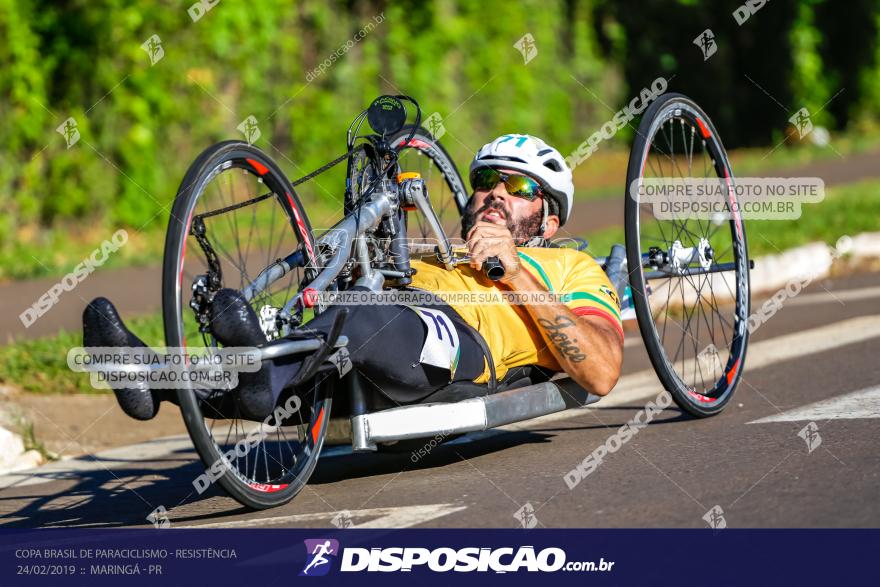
[209,289,273,420]
[82,297,161,421]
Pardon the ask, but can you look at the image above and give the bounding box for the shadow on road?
[0,447,250,529]
[311,429,554,484]
[0,428,557,528]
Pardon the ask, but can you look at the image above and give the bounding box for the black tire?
[624,94,750,417]
[162,141,331,509]
[389,125,469,241]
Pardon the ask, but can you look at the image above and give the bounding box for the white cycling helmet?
[469,134,574,226]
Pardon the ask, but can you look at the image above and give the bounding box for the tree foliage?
[0,0,876,270]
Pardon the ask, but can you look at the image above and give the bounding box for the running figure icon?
[301,540,337,576]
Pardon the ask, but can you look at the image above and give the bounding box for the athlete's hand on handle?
[465,221,521,284]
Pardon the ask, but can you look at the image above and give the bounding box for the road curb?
[0,426,44,476]
[749,231,880,296]
[849,231,880,260]
[649,231,880,309]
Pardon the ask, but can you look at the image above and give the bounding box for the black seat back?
[416,364,553,404]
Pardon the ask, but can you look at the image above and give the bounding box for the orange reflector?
[397,171,421,183]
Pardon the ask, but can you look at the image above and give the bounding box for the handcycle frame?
[207,107,746,452]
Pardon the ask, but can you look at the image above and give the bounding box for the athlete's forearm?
[504,269,622,395]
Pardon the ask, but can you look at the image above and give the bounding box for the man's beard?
[460,198,543,244]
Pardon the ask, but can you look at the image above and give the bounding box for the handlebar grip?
[483,256,505,281]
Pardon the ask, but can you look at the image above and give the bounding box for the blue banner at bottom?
[1,529,876,586]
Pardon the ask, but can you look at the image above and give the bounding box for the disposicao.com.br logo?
[300,538,614,575]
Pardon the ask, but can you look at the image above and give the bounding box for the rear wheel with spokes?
[162,141,332,509]
[625,94,750,417]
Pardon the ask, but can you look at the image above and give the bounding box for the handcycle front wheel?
[162,140,332,509]
[625,93,750,417]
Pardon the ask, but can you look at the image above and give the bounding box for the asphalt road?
[1,270,878,529]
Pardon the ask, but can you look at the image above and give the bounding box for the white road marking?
[605,286,877,349]
[505,314,880,429]
[175,503,467,529]
[787,285,880,307]
[748,385,880,424]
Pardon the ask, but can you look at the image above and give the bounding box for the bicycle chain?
[290,149,355,187]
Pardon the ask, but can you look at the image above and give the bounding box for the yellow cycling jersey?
[409,247,623,383]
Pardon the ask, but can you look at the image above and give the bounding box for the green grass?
[570,131,880,203]
[575,226,625,259]
[746,179,880,254]
[0,313,165,395]
[0,225,166,283]
[575,178,880,259]
[20,420,58,462]
[0,196,341,283]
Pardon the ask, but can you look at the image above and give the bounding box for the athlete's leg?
[267,300,486,405]
[84,289,487,421]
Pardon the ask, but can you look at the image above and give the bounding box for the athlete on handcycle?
[83,134,624,422]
